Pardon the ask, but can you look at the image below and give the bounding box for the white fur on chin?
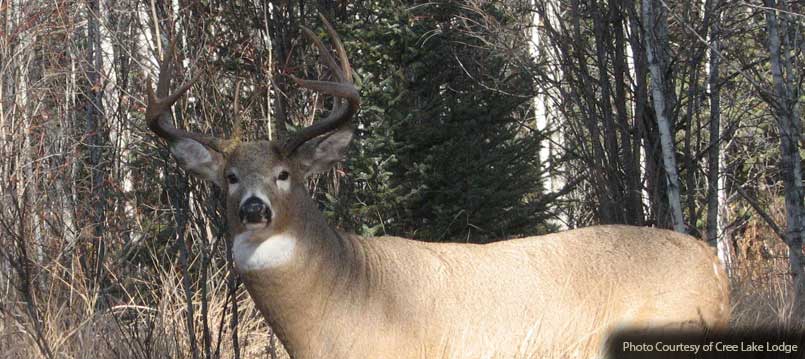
[233,230,297,272]
[244,222,268,231]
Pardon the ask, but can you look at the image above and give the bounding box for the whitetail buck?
[145,16,729,359]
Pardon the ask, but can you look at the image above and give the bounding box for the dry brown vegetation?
[730,202,804,331]
[0,250,289,358]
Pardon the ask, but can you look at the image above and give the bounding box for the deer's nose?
[239,196,271,224]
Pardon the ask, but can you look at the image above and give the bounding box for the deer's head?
[145,16,359,244]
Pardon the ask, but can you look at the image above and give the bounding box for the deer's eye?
[226,174,239,184]
[277,171,289,181]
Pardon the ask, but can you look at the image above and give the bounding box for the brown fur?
[171,138,730,358]
[240,223,729,358]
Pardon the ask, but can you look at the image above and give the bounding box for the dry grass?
[0,250,290,359]
[730,216,803,330]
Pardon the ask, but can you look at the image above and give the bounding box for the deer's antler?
[146,39,238,153]
[282,14,361,155]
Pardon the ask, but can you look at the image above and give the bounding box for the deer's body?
[236,203,729,358]
[145,16,729,359]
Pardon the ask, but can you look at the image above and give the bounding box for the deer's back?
[350,225,729,358]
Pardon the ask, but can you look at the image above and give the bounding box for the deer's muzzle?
[239,196,271,225]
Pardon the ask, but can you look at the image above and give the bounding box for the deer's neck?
[233,191,370,354]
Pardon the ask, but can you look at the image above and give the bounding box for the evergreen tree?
[323,2,552,242]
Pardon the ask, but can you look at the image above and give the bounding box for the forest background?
[1,0,803,357]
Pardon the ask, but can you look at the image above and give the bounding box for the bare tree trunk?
[16,1,42,269]
[764,0,805,311]
[531,0,566,228]
[681,0,708,233]
[705,0,733,272]
[612,1,644,225]
[569,0,615,223]
[267,1,305,143]
[642,0,685,233]
[531,3,551,195]
[82,0,109,303]
[626,0,663,226]
[261,1,276,141]
[0,5,7,285]
[590,0,623,223]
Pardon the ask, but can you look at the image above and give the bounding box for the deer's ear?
[291,128,353,178]
[169,138,225,186]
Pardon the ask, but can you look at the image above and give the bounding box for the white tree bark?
[530,0,567,227]
[642,0,686,233]
[624,23,651,217]
[703,0,734,272]
[531,7,550,188]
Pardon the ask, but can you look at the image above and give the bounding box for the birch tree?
[642,0,686,233]
[703,0,735,272]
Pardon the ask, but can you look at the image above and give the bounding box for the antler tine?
[318,14,352,82]
[298,24,345,124]
[299,26,345,82]
[319,14,354,127]
[232,80,243,141]
[155,37,179,97]
[145,38,232,153]
[283,16,360,155]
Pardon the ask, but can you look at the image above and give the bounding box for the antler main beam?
[283,14,361,155]
[145,39,236,153]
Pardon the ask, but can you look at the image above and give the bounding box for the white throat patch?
[233,231,297,272]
